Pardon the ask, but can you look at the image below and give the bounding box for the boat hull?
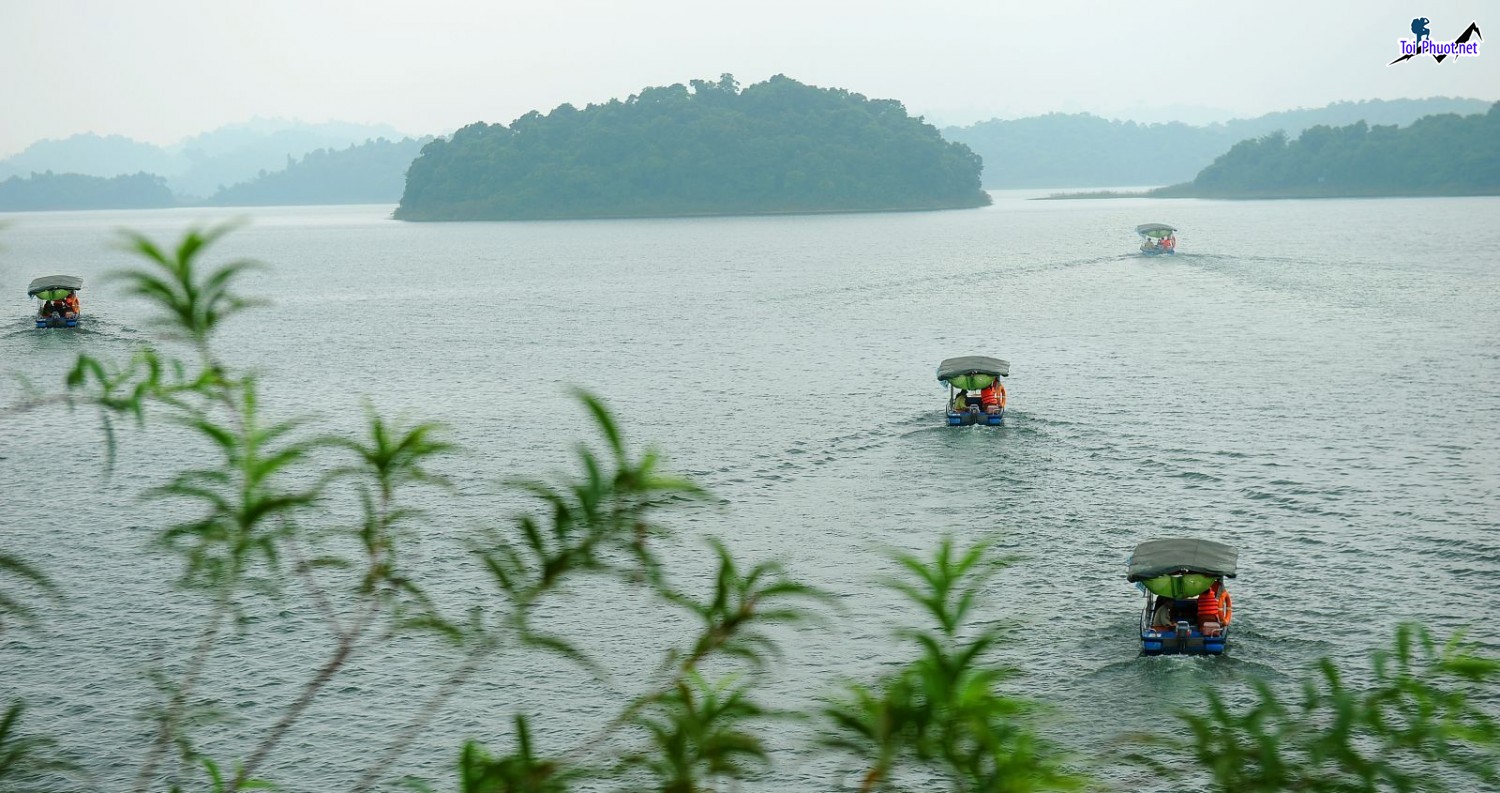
[947,409,1004,426]
[36,317,79,328]
[1140,625,1228,656]
[1139,248,1175,257]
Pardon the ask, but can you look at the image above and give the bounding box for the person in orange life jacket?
[1197,581,1225,634]
[1162,235,1176,252]
[63,291,80,317]
[980,380,1005,414]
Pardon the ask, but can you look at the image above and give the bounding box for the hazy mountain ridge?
[945,97,1494,188]
[205,137,433,206]
[0,119,409,198]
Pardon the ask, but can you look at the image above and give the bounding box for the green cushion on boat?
[1142,573,1215,599]
[948,373,995,391]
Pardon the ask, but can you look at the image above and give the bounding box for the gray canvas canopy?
[1127,538,1238,582]
[936,355,1010,382]
[1135,223,1176,238]
[27,275,84,297]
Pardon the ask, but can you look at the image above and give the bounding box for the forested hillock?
[0,171,175,211]
[396,74,989,221]
[206,137,430,206]
[945,97,1492,188]
[1155,102,1500,198]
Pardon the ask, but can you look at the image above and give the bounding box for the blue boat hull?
[947,409,1004,426]
[1140,625,1228,655]
[36,317,79,328]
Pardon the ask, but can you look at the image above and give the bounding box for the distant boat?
[936,355,1009,426]
[28,275,83,328]
[1136,223,1177,256]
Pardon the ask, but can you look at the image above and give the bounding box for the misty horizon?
[3,0,1494,159]
[4,92,1494,163]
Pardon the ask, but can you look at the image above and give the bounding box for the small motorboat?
[937,355,1009,426]
[1136,223,1177,256]
[29,275,84,328]
[1127,538,1236,656]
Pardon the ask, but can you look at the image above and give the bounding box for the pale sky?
[1,0,1495,157]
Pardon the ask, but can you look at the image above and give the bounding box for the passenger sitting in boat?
[1150,597,1176,630]
[1162,236,1175,252]
[1197,582,1224,635]
[44,299,69,319]
[979,381,1005,414]
[64,291,80,315]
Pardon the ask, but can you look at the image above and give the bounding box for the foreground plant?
[823,538,1082,793]
[1130,623,1500,792]
[6,223,1495,793]
[0,702,73,793]
[448,503,828,793]
[45,224,831,793]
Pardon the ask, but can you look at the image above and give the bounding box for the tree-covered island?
[395,74,990,221]
[1152,102,1500,199]
[0,171,175,211]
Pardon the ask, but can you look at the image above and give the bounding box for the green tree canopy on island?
[944,97,1492,189]
[396,74,989,221]
[0,171,175,211]
[1155,102,1500,198]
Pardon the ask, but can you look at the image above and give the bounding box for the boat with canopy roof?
[936,355,1009,426]
[28,275,83,328]
[1136,223,1177,256]
[1127,538,1236,655]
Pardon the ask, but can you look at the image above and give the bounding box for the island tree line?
[396,74,990,221]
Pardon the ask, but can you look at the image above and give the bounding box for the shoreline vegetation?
[395,74,989,221]
[1043,102,1500,201]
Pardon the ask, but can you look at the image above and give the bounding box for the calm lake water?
[2,193,1498,790]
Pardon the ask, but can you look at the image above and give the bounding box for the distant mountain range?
[944,97,1495,188]
[0,119,410,198]
[2,97,1495,211]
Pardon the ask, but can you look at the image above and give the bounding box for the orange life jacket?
[980,382,1006,408]
[1197,583,1222,624]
